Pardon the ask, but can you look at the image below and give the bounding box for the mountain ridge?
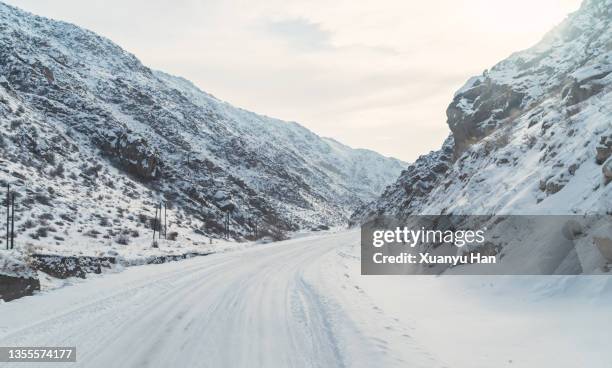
[0,0,405,246]
[351,0,612,223]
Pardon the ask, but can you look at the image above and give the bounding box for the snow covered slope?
[0,1,405,248]
[352,0,612,223]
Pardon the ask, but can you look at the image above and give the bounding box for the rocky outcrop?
[596,135,612,164]
[604,158,612,185]
[447,78,524,156]
[30,254,116,279]
[28,252,212,279]
[144,252,211,265]
[561,73,608,106]
[349,137,454,224]
[97,130,160,180]
[398,138,454,200]
[0,252,40,301]
[0,274,40,301]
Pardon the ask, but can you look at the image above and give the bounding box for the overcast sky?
[6,0,581,161]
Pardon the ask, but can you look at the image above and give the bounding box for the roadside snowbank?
[315,230,612,368]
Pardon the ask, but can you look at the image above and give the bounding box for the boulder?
[603,157,612,185]
[546,180,565,195]
[596,135,612,165]
[0,274,40,301]
[561,79,605,106]
[446,79,524,155]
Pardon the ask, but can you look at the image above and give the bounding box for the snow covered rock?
[447,79,524,156]
[350,137,454,224]
[0,252,40,301]
[29,254,116,279]
[596,134,612,164]
[0,274,39,301]
[604,157,612,185]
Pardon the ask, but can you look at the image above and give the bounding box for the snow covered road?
[1,230,611,368]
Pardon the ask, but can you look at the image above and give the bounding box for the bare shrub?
[84,229,101,238]
[167,231,178,241]
[522,134,537,149]
[10,118,23,130]
[22,219,36,229]
[115,233,130,245]
[99,217,110,227]
[83,163,103,178]
[494,130,511,149]
[35,227,49,238]
[34,193,51,206]
[59,213,74,222]
[270,228,288,242]
[39,212,54,220]
[44,153,56,165]
[49,163,65,178]
[138,213,148,224]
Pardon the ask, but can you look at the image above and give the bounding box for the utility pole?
[152,205,158,244]
[158,202,162,240]
[10,193,15,249]
[225,211,230,240]
[5,184,9,250]
[186,152,193,182]
[164,202,167,239]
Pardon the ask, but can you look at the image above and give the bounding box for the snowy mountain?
[352,0,612,225]
[0,1,405,248]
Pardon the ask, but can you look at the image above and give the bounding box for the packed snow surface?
[1,230,610,368]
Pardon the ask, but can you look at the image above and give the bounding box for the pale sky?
[5,0,582,161]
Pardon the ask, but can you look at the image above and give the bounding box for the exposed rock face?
[562,73,608,106]
[97,131,160,180]
[352,0,612,226]
[144,252,211,265]
[350,137,454,224]
[0,274,40,301]
[0,252,40,301]
[596,135,612,164]
[447,79,524,156]
[30,254,116,279]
